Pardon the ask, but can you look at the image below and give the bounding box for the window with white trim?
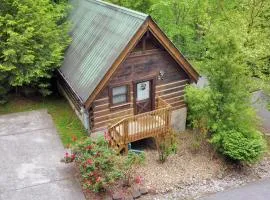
[111,85,129,105]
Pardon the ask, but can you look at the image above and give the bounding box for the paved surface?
[200,178,270,200]
[252,91,270,134]
[0,110,85,200]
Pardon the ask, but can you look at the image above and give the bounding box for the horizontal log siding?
[57,73,83,112]
[92,37,190,131]
[92,85,134,131]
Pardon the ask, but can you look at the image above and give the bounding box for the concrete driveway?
[200,178,270,200]
[0,110,85,200]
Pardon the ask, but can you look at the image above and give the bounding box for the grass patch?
[0,95,87,146]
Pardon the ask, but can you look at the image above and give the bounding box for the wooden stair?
[108,97,172,154]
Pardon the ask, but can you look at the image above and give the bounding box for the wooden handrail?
[108,96,172,153]
[156,96,171,109]
[109,96,170,129]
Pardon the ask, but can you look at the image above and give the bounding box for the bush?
[71,137,123,192]
[66,136,145,193]
[211,129,266,163]
[185,85,216,133]
[185,84,267,163]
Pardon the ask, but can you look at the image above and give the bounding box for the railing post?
[123,120,128,144]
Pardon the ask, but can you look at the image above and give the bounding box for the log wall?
[91,35,190,132]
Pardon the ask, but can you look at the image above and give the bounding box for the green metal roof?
[59,0,148,103]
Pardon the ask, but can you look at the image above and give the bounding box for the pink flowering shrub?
[64,152,76,163]
[64,134,145,193]
[70,137,123,192]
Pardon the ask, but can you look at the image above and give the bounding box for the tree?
[107,0,152,13]
[0,0,70,103]
[149,0,212,60]
[185,16,266,163]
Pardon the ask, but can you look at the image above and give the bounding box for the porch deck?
[108,97,172,153]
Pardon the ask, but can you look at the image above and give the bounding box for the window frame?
[109,83,131,108]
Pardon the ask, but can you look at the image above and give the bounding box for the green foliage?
[71,137,123,192]
[0,95,86,146]
[69,136,145,192]
[107,0,152,13]
[122,152,145,186]
[185,86,214,132]
[211,130,266,163]
[185,31,267,163]
[149,0,211,60]
[0,0,71,102]
[157,131,178,163]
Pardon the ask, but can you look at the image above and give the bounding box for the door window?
[136,81,150,101]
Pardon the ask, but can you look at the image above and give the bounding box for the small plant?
[123,152,145,186]
[157,131,178,163]
[190,140,201,154]
[189,131,206,154]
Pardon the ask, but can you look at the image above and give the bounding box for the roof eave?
[84,16,200,109]
[147,17,200,83]
[57,69,85,106]
[84,18,150,109]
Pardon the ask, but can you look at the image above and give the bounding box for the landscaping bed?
[133,132,270,200]
[72,131,270,200]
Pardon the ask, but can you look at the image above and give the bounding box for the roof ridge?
[85,0,149,20]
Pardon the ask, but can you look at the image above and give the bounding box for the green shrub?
[66,136,145,193]
[71,137,123,192]
[211,129,266,163]
[185,84,267,163]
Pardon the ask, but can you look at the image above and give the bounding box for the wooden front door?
[134,79,155,114]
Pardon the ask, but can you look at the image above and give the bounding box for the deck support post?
[108,96,172,155]
[123,120,129,155]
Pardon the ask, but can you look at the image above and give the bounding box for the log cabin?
[58,0,199,152]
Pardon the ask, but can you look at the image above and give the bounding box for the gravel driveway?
[0,110,85,200]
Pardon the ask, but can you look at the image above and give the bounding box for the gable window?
[110,85,129,105]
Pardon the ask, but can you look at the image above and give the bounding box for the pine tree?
[0,0,71,103]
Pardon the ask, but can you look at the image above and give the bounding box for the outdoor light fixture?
[158,70,166,80]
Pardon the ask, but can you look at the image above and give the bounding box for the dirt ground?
[131,131,270,200]
[80,131,270,200]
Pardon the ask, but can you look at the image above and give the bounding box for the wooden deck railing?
[108,96,172,153]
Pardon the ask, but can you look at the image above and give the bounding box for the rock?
[147,187,157,195]
[124,194,134,200]
[139,187,148,195]
[217,173,223,179]
[112,192,122,200]
[131,188,141,199]
[166,187,173,193]
[104,195,113,200]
